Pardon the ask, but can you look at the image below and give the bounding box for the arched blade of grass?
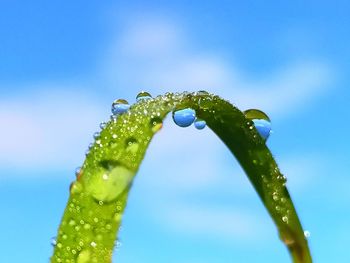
[51,92,311,263]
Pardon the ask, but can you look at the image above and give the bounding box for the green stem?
[51,92,311,263]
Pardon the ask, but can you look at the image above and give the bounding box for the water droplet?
[116,240,122,249]
[198,96,211,110]
[90,241,97,248]
[114,213,122,222]
[77,249,91,263]
[252,119,272,140]
[75,167,81,177]
[110,114,118,122]
[100,122,107,129]
[244,109,270,121]
[111,99,130,115]
[86,160,134,202]
[136,91,152,102]
[150,117,163,133]
[125,137,139,153]
[282,216,289,223]
[196,90,209,96]
[281,235,295,246]
[70,181,83,194]
[93,132,100,139]
[194,118,206,130]
[50,237,57,246]
[244,109,271,140]
[304,230,311,238]
[172,108,196,127]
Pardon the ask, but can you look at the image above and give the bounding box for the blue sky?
[0,1,349,262]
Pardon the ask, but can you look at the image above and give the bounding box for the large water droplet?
[252,119,271,140]
[244,109,270,121]
[136,91,152,102]
[150,117,163,133]
[86,160,134,202]
[244,109,271,140]
[194,118,206,130]
[111,99,130,115]
[172,108,196,127]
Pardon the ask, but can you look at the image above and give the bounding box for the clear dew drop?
[93,132,100,139]
[88,143,94,150]
[125,137,139,153]
[272,192,279,201]
[252,119,272,140]
[244,109,272,140]
[194,118,206,130]
[77,249,91,263]
[75,167,81,178]
[136,91,152,102]
[172,108,196,127]
[99,122,107,129]
[196,90,209,96]
[282,216,289,223]
[87,160,134,202]
[90,241,97,248]
[50,237,57,246]
[116,240,122,249]
[150,117,163,133]
[304,230,311,238]
[111,99,130,115]
[70,181,83,194]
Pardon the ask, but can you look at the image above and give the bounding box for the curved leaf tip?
[51,92,311,263]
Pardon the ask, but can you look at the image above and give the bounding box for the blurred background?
[0,1,349,262]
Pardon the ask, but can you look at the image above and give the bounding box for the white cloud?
[0,86,106,173]
[0,16,329,249]
[232,61,332,116]
[102,16,333,119]
[119,17,184,57]
[0,15,333,188]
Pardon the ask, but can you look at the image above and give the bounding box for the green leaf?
[51,92,312,263]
